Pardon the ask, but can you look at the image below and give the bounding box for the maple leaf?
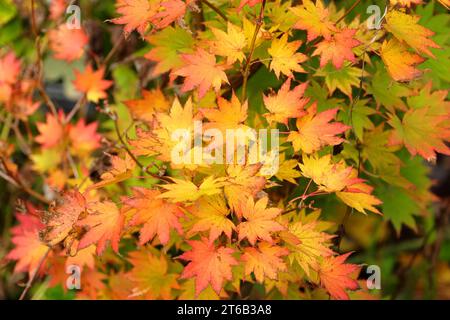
[388,108,450,161]
[66,245,97,270]
[128,250,180,299]
[35,112,65,149]
[69,119,102,156]
[241,242,289,283]
[385,9,440,57]
[172,48,229,98]
[179,238,238,295]
[124,187,183,245]
[263,78,309,125]
[380,39,425,82]
[236,197,284,245]
[124,88,170,122]
[313,28,361,69]
[151,0,187,30]
[336,181,383,215]
[291,0,336,42]
[237,0,262,11]
[130,98,194,163]
[317,252,360,300]
[274,154,302,184]
[77,201,124,255]
[145,26,194,76]
[6,211,50,277]
[158,176,225,203]
[224,164,266,213]
[187,196,235,243]
[41,190,87,247]
[201,93,248,133]
[112,0,159,36]
[315,63,361,99]
[89,153,137,190]
[73,65,113,103]
[0,51,21,85]
[284,219,333,277]
[210,22,247,65]
[287,103,350,154]
[49,25,89,62]
[268,34,307,78]
[299,154,362,193]
[50,0,67,20]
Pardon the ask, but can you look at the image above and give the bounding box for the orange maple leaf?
[124,88,170,122]
[263,78,309,125]
[112,0,159,36]
[41,190,87,247]
[6,209,51,277]
[237,0,262,11]
[317,252,360,300]
[152,0,187,29]
[68,119,102,156]
[241,242,289,283]
[89,153,137,190]
[291,0,336,42]
[49,25,89,62]
[73,65,113,103]
[236,197,285,245]
[313,28,361,69]
[172,48,229,98]
[0,52,21,85]
[77,201,125,255]
[124,187,184,245]
[35,112,65,149]
[179,238,238,295]
[201,93,248,133]
[287,103,350,154]
[380,38,425,82]
[224,164,266,214]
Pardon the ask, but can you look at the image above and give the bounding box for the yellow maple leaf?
[291,0,336,42]
[187,195,235,243]
[385,9,440,57]
[210,22,247,65]
[158,176,225,203]
[380,39,425,82]
[268,34,307,78]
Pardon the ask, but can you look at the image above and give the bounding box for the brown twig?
[241,0,266,101]
[336,0,363,24]
[200,0,228,22]
[19,247,51,300]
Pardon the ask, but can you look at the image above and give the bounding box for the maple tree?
[0,0,449,302]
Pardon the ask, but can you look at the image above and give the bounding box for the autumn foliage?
[0,0,449,301]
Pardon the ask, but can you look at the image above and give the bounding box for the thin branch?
[200,0,228,22]
[241,0,266,101]
[336,0,363,24]
[19,247,51,300]
[112,113,171,183]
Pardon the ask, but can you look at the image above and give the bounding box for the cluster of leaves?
[0,0,449,300]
